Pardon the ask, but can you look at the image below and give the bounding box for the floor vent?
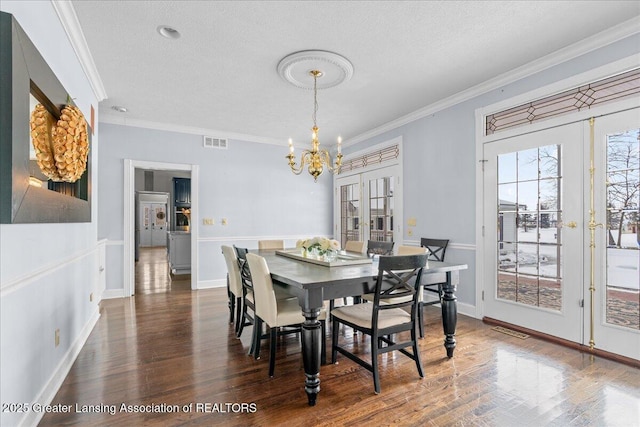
[492,326,529,339]
[203,136,228,149]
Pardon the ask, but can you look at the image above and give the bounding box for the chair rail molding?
[0,246,97,297]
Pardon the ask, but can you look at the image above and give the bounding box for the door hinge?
[579,299,584,308]
[482,290,485,301]
[479,159,488,172]
[482,225,485,237]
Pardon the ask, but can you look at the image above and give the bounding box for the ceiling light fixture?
[157,25,180,39]
[111,105,128,113]
[278,50,352,182]
[286,70,342,182]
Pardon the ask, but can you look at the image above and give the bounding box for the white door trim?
[334,136,404,243]
[124,160,199,296]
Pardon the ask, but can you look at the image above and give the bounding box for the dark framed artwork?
[0,11,91,224]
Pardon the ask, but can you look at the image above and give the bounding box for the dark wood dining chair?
[331,253,428,394]
[367,240,394,256]
[234,246,257,349]
[418,238,450,338]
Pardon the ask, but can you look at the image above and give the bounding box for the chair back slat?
[234,246,253,292]
[372,254,428,322]
[420,238,449,261]
[367,240,394,256]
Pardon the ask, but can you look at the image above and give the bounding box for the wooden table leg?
[441,270,459,358]
[301,306,322,406]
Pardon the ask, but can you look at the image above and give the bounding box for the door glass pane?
[498,152,517,183]
[497,144,562,311]
[517,148,539,181]
[368,176,394,242]
[605,128,639,330]
[340,182,360,248]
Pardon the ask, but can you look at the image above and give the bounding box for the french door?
[591,108,639,360]
[335,165,401,249]
[483,123,585,342]
[483,110,640,359]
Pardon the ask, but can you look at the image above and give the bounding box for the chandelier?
[286,70,343,182]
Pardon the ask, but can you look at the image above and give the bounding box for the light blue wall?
[98,124,333,291]
[345,34,640,308]
[0,2,100,426]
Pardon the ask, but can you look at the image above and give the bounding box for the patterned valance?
[339,144,400,173]
[486,68,640,135]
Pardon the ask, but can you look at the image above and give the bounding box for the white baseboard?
[20,307,101,427]
[198,279,226,290]
[457,301,477,319]
[422,294,478,319]
[101,288,125,299]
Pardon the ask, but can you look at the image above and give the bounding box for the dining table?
[257,248,468,406]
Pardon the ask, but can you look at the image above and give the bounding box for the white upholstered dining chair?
[221,245,244,336]
[257,239,284,250]
[245,253,327,377]
[344,240,366,254]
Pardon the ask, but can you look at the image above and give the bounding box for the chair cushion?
[331,303,410,329]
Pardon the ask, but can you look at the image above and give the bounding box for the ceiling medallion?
[277,50,354,90]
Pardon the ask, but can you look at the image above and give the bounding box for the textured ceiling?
[71,0,640,147]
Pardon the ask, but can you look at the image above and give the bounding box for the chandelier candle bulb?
[289,138,294,153]
[338,136,342,153]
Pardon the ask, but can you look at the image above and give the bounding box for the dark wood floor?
[40,248,640,426]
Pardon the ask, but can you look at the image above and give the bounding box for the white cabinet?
[168,232,191,275]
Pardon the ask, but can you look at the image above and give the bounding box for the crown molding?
[51,0,107,101]
[344,16,640,147]
[99,114,284,146]
[51,0,638,149]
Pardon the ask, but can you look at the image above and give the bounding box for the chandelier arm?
[318,149,342,173]
[318,149,333,172]
[288,150,312,175]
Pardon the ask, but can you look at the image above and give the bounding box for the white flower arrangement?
[296,237,341,255]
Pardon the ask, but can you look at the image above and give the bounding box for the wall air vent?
[203,136,228,149]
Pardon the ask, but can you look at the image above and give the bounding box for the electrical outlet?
[55,329,60,347]
[221,218,228,225]
[407,228,413,236]
[407,217,417,227]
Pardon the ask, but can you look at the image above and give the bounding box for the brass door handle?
[561,221,577,228]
